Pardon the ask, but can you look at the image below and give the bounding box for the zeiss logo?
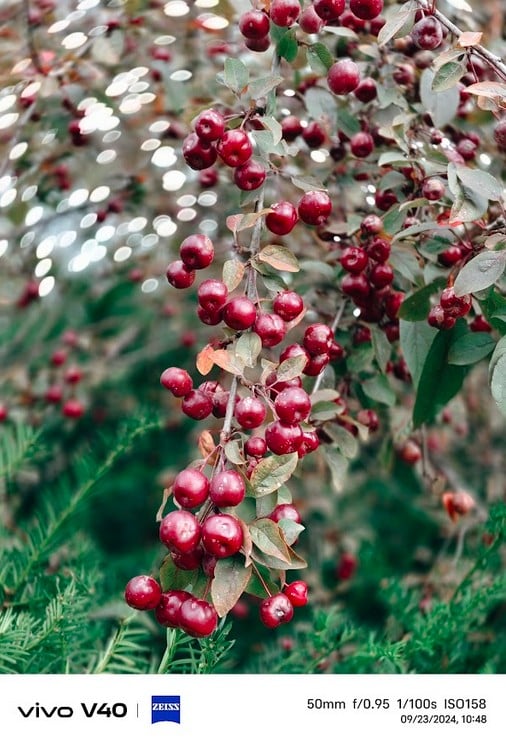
[151,696,181,724]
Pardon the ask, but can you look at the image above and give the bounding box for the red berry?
[197,305,223,326]
[274,387,312,425]
[239,10,270,39]
[470,315,492,332]
[281,115,303,142]
[233,159,267,191]
[398,439,422,464]
[265,420,303,455]
[217,130,253,167]
[253,313,286,348]
[303,353,330,376]
[297,191,332,225]
[245,35,271,52]
[171,547,204,570]
[357,408,380,432]
[245,436,267,457]
[269,503,302,524]
[155,590,193,628]
[279,343,310,367]
[259,593,294,628]
[181,389,213,420]
[327,60,361,95]
[384,290,404,320]
[422,177,445,201]
[166,260,195,289]
[235,397,267,429]
[367,238,391,262]
[375,190,398,210]
[302,121,326,149]
[173,467,209,509]
[201,513,243,558]
[198,278,228,312]
[45,384,63,404]
[336,552,357,580]
[350,131,374,158]
[222,296,257,330]
[194,109,225,143]
[411,16,443,50]
[361,214,383,235]
[179,234,214,270]
[266,202,298,236]
[273,290,304,321]
[179,598,218,638]
[298,429,320,457]
[299,5,324,33]
[340,245,369,274]
[440,287,472,317]
[209,470,246,508]
[303,323,333,355]
[269,0,301,27]
[313,0,345,22]
[51,349,67,366]
[160,367,193,397]
[182,133,217,170]
[456,138,477,161]
[353,77,377,103]
[284,580,308,607]
[493,119,506,149]
[349,0,383,20]
[438,245,463,267]
[125,575,162,611]
[62,399,85,418]
[159,509,201,553]
[428,304,456,330]
[369,262,393,289]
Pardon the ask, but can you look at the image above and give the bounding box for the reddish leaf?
[211,556,252,617]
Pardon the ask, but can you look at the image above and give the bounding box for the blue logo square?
[151,696,181,724]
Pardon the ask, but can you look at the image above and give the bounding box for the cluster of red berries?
[428,286,472,330]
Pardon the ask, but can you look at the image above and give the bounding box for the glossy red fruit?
[222,296,257,330]
[303,323,333,355]
[239,9,270,39]
[269,0,301,27]
[259,593,294,628]
[438,245,463,267]
[201,513,243,558]
[313,0,345,21]
[357,408,380,432]
[194,109,225,143]
[155,590,192,627]
[493,119,506,149]
[173,467,209,509]
[302,121,326,149]
[336,552,357,580]
[217,130,253,167]
[265,201,298,236]
[428,304,456,330]
[181,389,213,420]
[274,387,312,425]
[235,397,267,429]
[197,278,228,313]
[166,260,195,289]
[470,315,492,332]
[179,234,214,270]
[265,421,303,455]
[369,262,394,289]
[456,137,477,161]
[350,131,374,158]
[65,366,83,385]
[234,159,267,191]
[297,190,332,225]
[327,59,360,95]
[299,5,324,33]
[197,305,223,326]
[160,367,193,397]
[398,439,422,464]
[179,598,218,638]
[361,214,383,235]
[279,343,310,367]
[340,245,369,274]
[182,133,217,170]
[171,547,204,570]
[303,353,329,376]
[159,509,201,553]
[209,470,246,507]
[45,384,63,404]
[245,436,267,457]
[281,115,303,142]
[411,15,443,50]
[367,238,391,262]
[51,349,68,366]
[253,313,286,348]
[273,290,304,321]
[269,503,302,524]
[298,429,320,457]
[244,35,271,52]
[284,580,308,607]
[440,287,472,317]
[422,177,445,201]
[125,575,162,610]
[62,399,85,418]
[353,77,377,103]
[349,0,383,19]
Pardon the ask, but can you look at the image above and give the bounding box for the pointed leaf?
[250,518,291,562]
[211,557,252,617]
[448,332,496,365]
[222,258,245,292]
[377,0,416,46]
[453,250,506,296]
[400,319,438,387]
[249,453,298,497]
[236,332,262,368]
[224,57,248,94]
[489,337,506,416]
[258,245,299,273]
[276,354,307,381]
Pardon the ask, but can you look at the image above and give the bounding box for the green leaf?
[223,58,248,94]
[250,518,291,562]
[489,337,506,416]
[325,422,358,459]
[323,447,348,492]
[453,250,506,296]
[247,75,283,100]
[311,400,345,421]
[335,107,361,138]
[258,244,299,273]
[249,453,298,497]
[222,258,245,292]
[398,278,446,321]
[432,60,466,92]
[448,332,496,365]
[393,220,442,241]
[389,246,423,284]
[224,439,245,465]
[307,42,333,73]
[236,332,262,368]
[377,0,416,46]
[304,87,337,122]
[276,355,307,381]
[277,29,298,62]
[456,165,503,202]
[290,174,327,192]
[420,68,459,128]
[361,373,396,407]
[413,321,470,427]
[371,326,392,373]
[250,544,307,571]
[159,554,207,597]
[259,116,282,145]
[211,557,252,618]
[399,319,438,387]
[278,518,305,546]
